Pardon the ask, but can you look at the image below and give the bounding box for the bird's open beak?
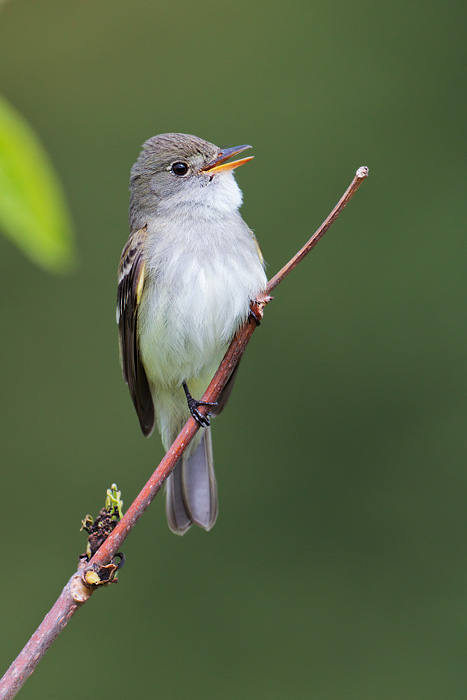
[200,145,253,174]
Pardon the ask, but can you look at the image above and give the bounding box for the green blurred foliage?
[0,95,75,272]
[0,1,465,699]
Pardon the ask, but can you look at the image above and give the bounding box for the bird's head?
[129,133,253,227]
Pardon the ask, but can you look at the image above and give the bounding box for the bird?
[117,133,267,534]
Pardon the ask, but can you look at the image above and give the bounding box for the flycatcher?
[117,133,267,534]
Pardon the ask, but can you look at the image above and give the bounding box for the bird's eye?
[171,162,189,176]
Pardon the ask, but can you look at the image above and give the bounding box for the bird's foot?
[249,292,273,326]
[182,382,217,427]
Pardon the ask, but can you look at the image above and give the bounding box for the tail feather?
[165,427,218,535]
[165,458,193,535]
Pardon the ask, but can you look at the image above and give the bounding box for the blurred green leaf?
[0,95,76,272]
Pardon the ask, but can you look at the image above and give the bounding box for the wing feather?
[117,225,155,436]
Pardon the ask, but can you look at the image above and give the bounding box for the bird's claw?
[189,401,211,427]
[249,293,273,325]
[183,382,217,428]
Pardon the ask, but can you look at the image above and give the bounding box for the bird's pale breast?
[138,214,266,392]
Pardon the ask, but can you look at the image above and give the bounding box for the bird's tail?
[165,426,218,535]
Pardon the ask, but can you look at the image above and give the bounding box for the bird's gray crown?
[131,133,219,180]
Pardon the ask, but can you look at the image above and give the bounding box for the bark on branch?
[0,166,369,700]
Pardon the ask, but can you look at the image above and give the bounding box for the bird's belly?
[138,254,255,389]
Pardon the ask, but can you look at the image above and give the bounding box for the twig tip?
[356,166,369,179]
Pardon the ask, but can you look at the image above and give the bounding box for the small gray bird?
[117,133,267,534]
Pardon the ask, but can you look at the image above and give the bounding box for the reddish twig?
[0,166,369,700]
[267,166,369,292]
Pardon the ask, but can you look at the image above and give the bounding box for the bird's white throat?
[155,170,244,218]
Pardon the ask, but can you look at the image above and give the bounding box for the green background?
[1,1,465,698]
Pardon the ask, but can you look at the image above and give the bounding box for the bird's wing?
[211,360,241,416]
[117,225,155,436]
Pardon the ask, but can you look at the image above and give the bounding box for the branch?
[267,166,369,292]
[0,166,369,700]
